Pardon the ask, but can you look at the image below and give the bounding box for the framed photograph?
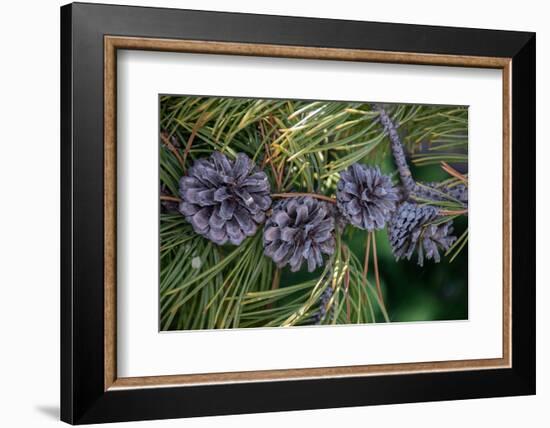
[60,2,535,424]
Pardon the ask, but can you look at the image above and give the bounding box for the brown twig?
[268,114,286,191]
[277,160,285,191]
[160,192,338,206]
[371,232,385,310]
[361,232,372,307]
[182,112,210,170]
[344,249,351,323]
[440,161,468,183]
[439,209,468,216]
[266,268,281,310]
[262,150,279,174]
[260,144,279,171]
[160,132,185,169]
[260,122,281,186]
[259,118,284,191]
[259,120,271,166]
[271,192,336,204]
[271,268,281,291]
[362,233,372,283]
[160,195,181,203]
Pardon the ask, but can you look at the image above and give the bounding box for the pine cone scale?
[280,227,298,241]
[192,207,211,231]
[219,199,236,220]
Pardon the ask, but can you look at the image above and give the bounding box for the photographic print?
[62,7,534,422]
[159,96,468,331]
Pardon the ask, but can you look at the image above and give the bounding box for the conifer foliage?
[160,97,468,330]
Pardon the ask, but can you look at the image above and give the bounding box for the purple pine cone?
[388,202,457,267]
[336,164,399,231]
[178,151,271,245]
[263,197,335,272]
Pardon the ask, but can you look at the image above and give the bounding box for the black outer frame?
[60,2,535,424]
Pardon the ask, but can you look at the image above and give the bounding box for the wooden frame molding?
[104,35,513,391]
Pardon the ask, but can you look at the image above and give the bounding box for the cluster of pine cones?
[172,107,466,272]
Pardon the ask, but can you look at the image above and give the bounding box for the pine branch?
[159,96,467,330]
[376,105,416,197]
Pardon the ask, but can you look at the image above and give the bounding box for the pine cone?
[178,151,271,245]
[263,196,335,272]
[388,202,457,266]
[336,163,399,231]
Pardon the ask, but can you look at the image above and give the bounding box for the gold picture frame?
[103,36,512,391]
